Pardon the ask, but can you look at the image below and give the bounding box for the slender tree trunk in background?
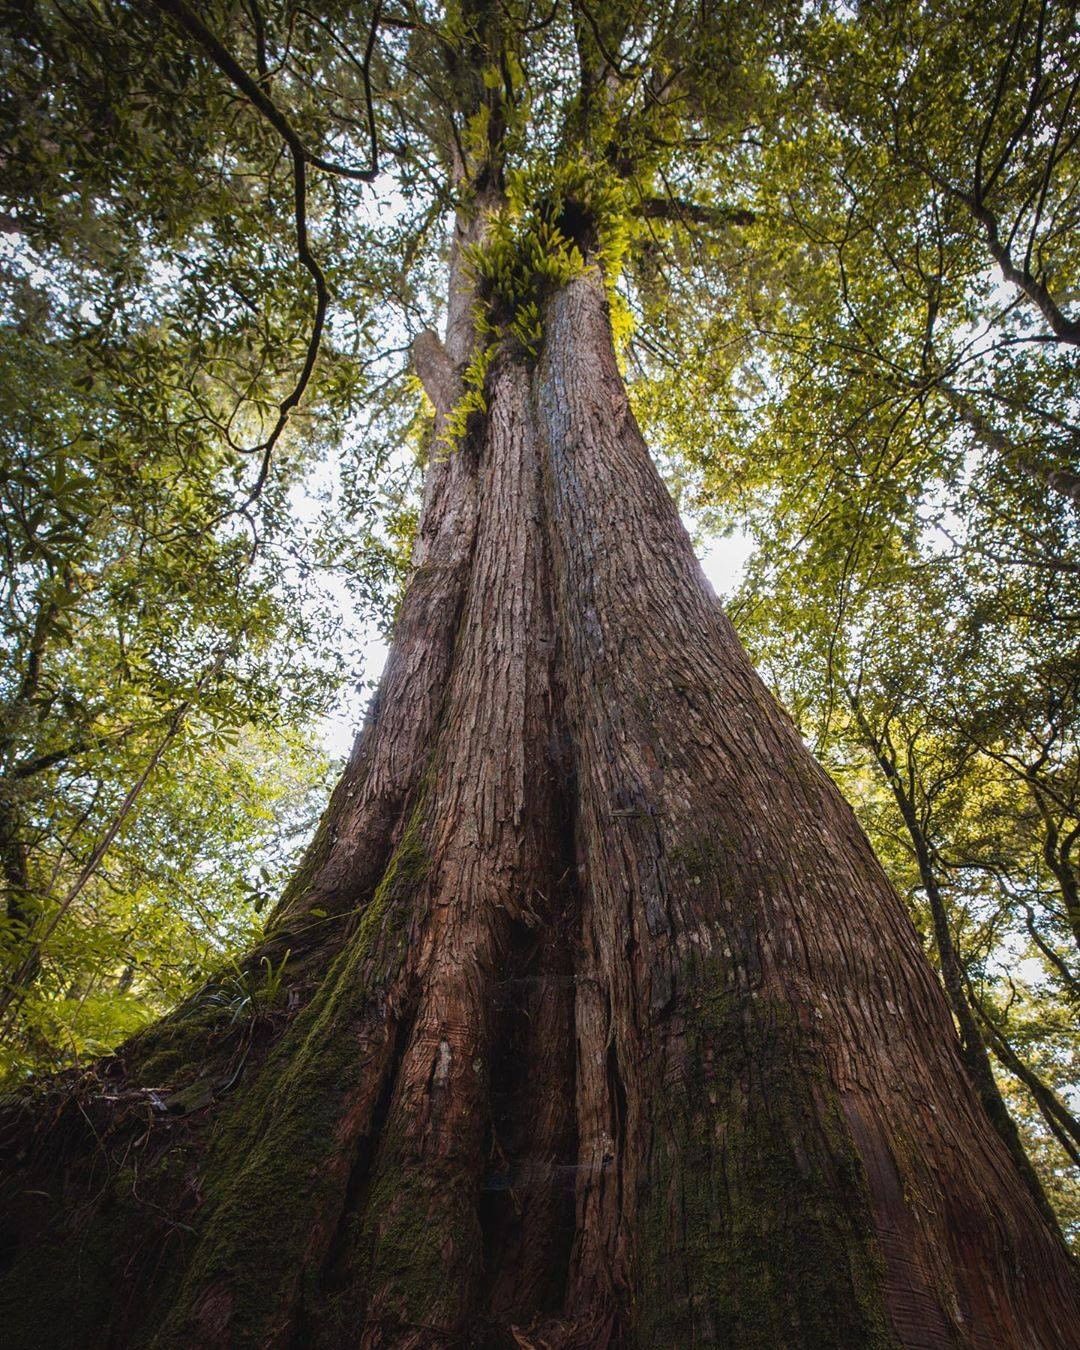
[844,698,1058,1227]
[1032,793,1080,956]
[1,271,1078,1348]
[0,798,33,952]
[0,588,61,995]
[971,992,1080,1169]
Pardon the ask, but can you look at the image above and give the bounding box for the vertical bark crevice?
[305,351,569,1345]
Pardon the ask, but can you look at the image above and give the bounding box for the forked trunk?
[1,272,1078,1348]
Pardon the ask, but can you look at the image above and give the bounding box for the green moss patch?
[144,802,432,1347]
[637,966,897,1348]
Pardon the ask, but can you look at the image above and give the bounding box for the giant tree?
[2,1,1079,1346]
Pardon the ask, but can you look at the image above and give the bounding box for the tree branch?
[412,330,459,418]
[634,197,755,229]
[962,192,1080,344]
[940,383,1080,508]
[147,0,380,182]
[147,0,383,506]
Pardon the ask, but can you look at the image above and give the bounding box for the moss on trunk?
[638,976,896,1347]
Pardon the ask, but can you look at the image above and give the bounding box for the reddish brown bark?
[1,270,1078,1348]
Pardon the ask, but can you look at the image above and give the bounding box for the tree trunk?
[971,990,1080,1169]
[1,271,1078,1348]
[843,696,1058,1228]
[0,795,35,973]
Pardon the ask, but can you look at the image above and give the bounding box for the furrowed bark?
[1,272,1078,1350]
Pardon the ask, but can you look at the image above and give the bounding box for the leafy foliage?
[0,0,414,1076]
